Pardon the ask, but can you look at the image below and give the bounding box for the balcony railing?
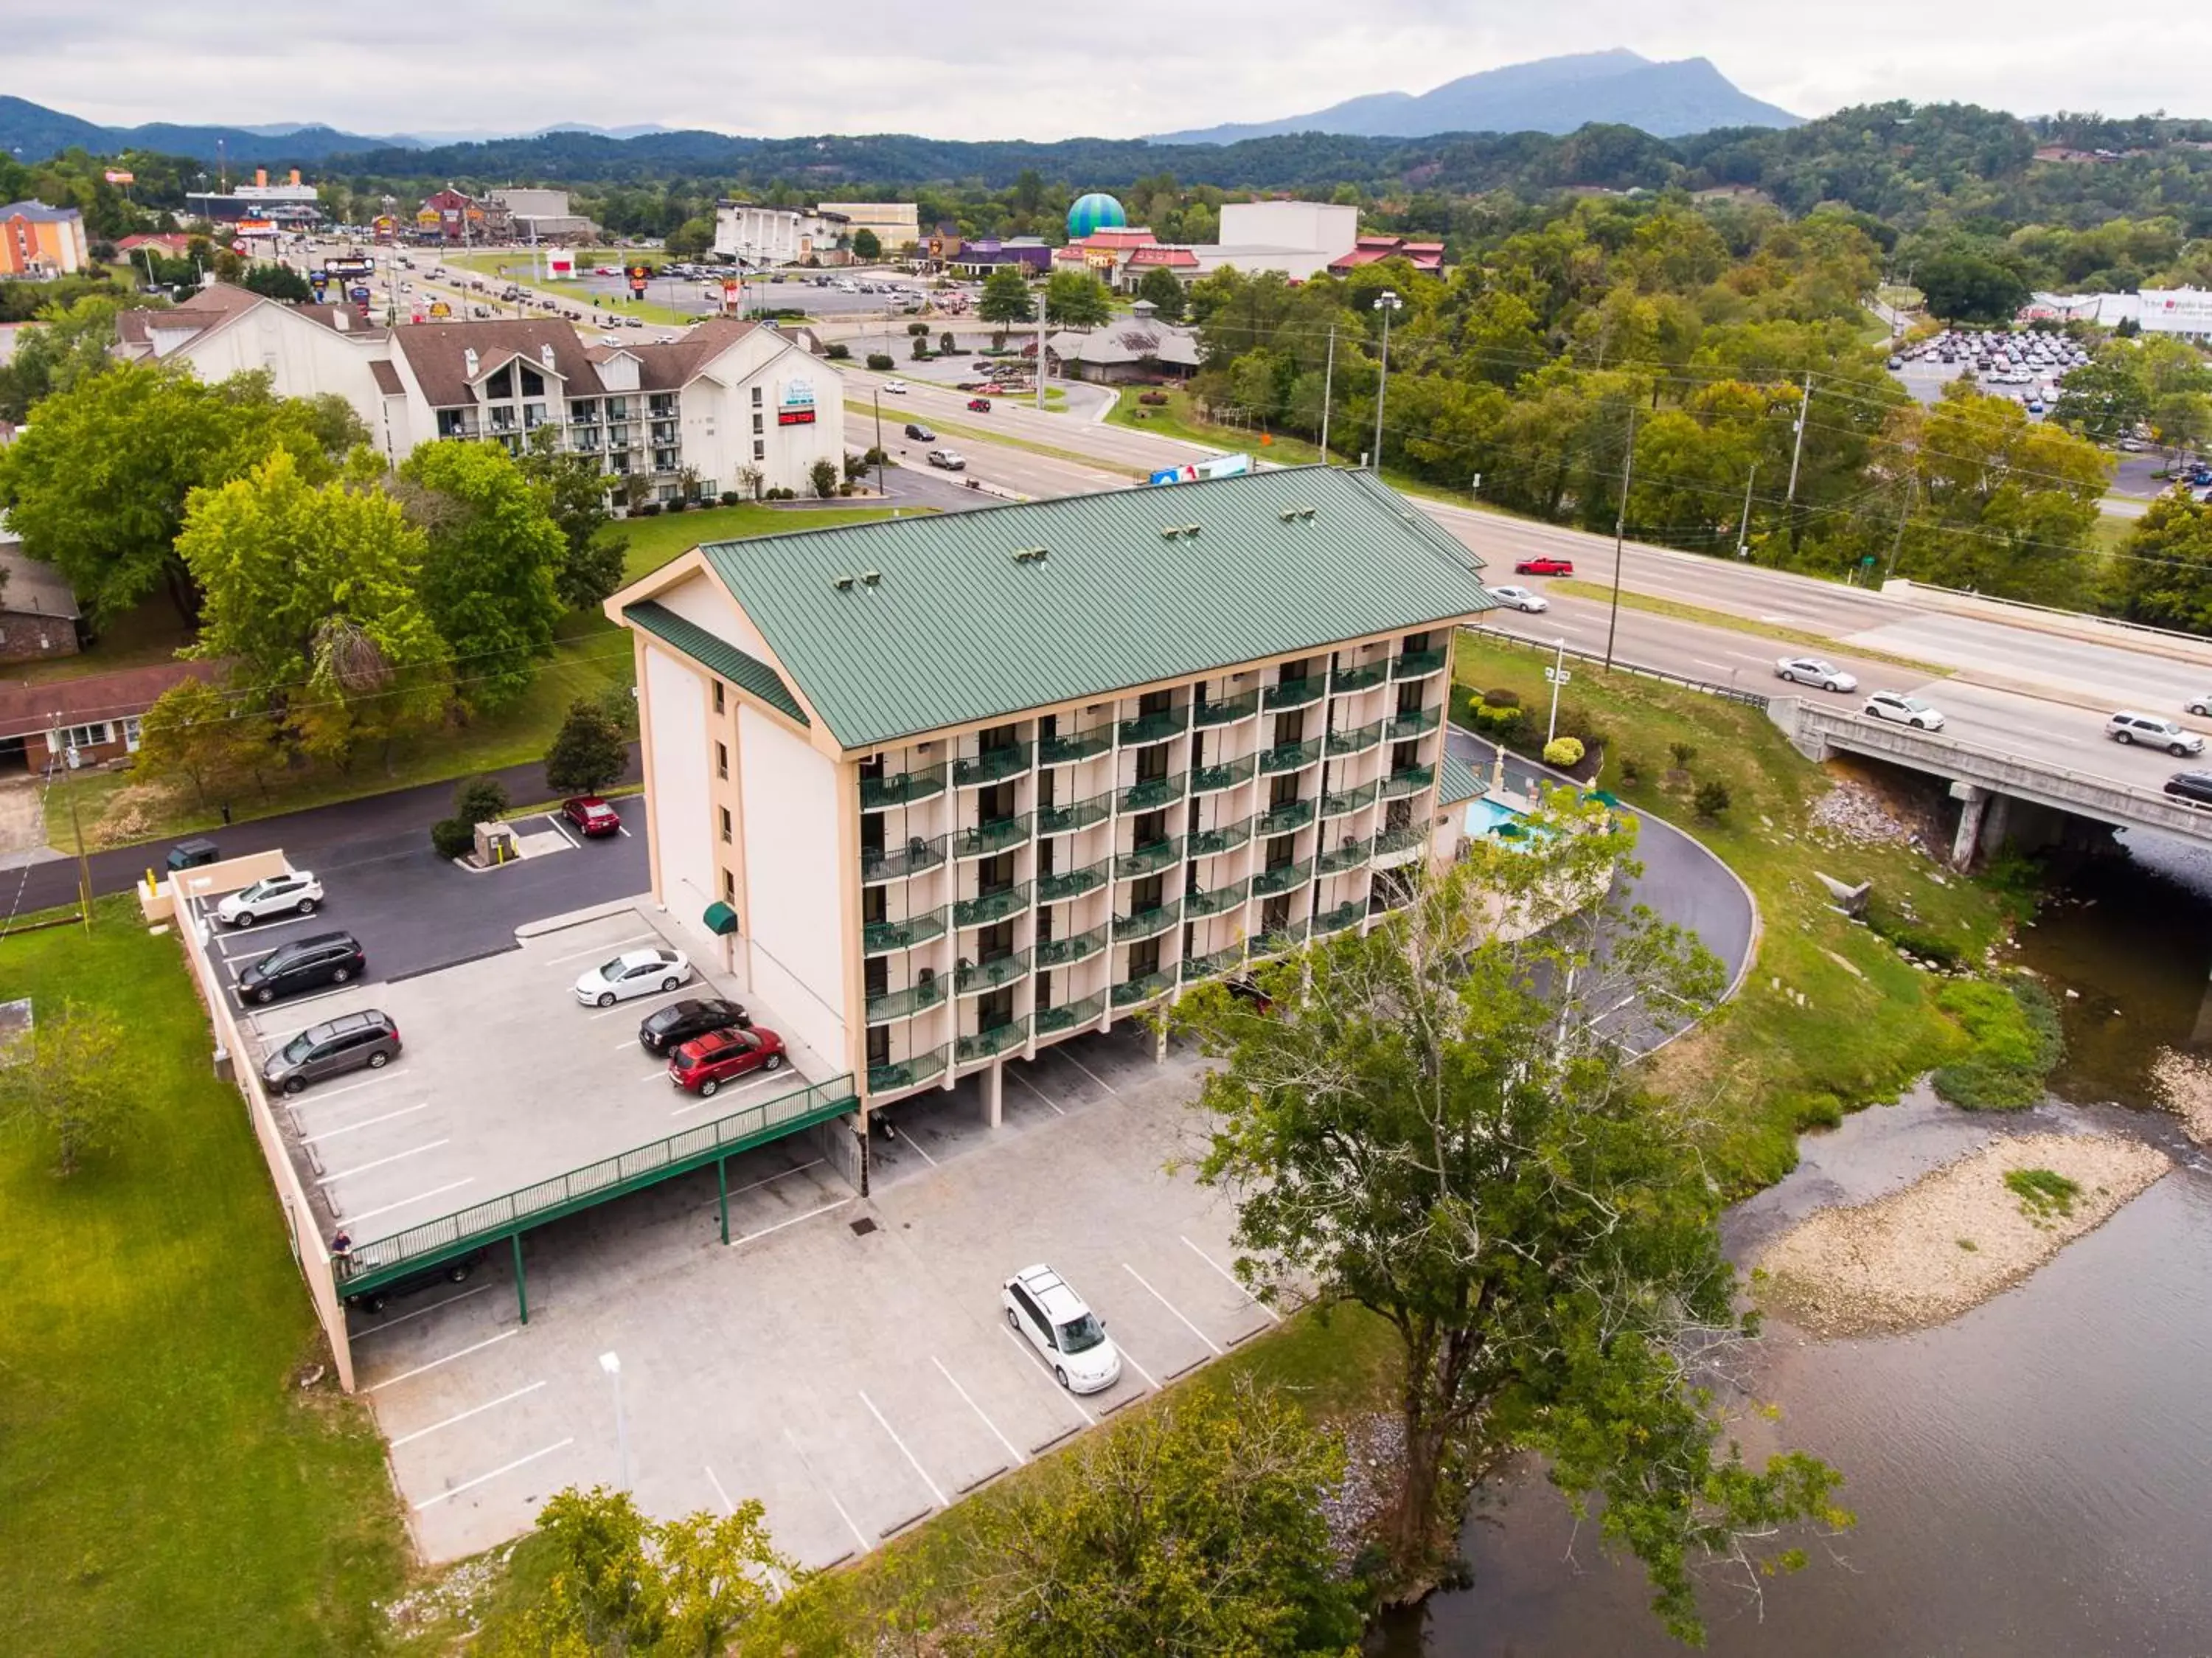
[953,743,1033,787]
[1187,816,1253,858]
[866,975,948,1022]
[1113,899,1182,940]
[1314,900,1365,937]
[863,906,948,956]
[1193,690,1260,728]
[1326,719,1383,758]
[860,763,947,811]
[1321,780,1379,819]
[1036,859,1107,903]
[1037,791,1111,836]
[1388,706,1442,740]
[1119,771,1188,813]
[957,1016,1029,1064]
[1380,764,1436,799]
[1115,836,1183,879]
[1372,825,1427,868]
[956,949,1032,994]
[1034,923,1107,969]
[1191,754,1257,795]
[861,836,947,883]
[1118,705,1189,746]
[1034,991,1107,1035]
[1256,798,1316,836]
[1251,858,1313,898]
[954,882,1031,929]
[1181,944,1245,982]
[1111,970,1175,1010]
[1253,918,1312,957]
[868,1042,949,1095]
[1259,738,1323,775]
[1037,725,1113,767]
[1330,661,1388,695]
[1263,676,1325,712]
[1392,648,1447,680]
[952,814,1031,860]
[1317,838,1373,876]
[1184,877,1249,918]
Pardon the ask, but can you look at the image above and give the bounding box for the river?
[1377,830,2212,1657]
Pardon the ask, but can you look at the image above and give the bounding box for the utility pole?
[1885,462,1916,581]
[1371,291,1402,469]
[1318,324,1336,463]
[1603,404,1638,671]
[1036,297,1047,412]
[872,389,886,500]
[1545,637,1568,744]
[1784,371,1812,508]
[1734,462,1759,561]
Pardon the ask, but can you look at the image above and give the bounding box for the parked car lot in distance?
[239,930,366,1005]
[639,996,752,1055]
[261,1009,400,1095]
[562,796,622,838]
[216,870,323,926]
[667,1026,787,1096]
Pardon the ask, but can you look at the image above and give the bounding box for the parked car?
[881,378,908,394]
[562,796,622,838]
[262,1009,400,1095]
[216,870,324,927]
[1001,1263,1122,1392]
[1514,556,1574,577]
[345,1247,486,1315]
[1863,691,1946,730]
[903,422,936,441]
[2163,771,2212,806]
[967,397,992,412]
[2107,711,2205,755]
[638,996,753,1055]
[238,931,367,1005]
[165,838,221,873]
[1487,583,1549,613]
[927,449,967,471]
[667,1025,787,1096]
[574,946,692,1007]
[1775,656,1858,693]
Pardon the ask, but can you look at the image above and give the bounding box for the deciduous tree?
[518,427,628,611]
[543,698,631,797]
[850,228,882,262]
[2111,489,2212,633]
[0,1002,134,1177]
[133,676,268,809]
[1043,270,1111,328]
[1134,263,1188,323]
[978,265,1035,327]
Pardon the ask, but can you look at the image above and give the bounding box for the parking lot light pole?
[1372,290,1402,469]
[600,1351,628,1488]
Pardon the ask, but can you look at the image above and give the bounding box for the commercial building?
[1329,235,1446,275]
[0,200,88,277]
[2026,288,2212,338]
[185,169,321,227]
[1192,200,1360,282]
[1046,299,1202,382]
[816,202,921,254]
[416,187,513,244]
[605,464,1492,1120]
[713,201,851,267]
[493,187,598,241]
[942,236,1052,277]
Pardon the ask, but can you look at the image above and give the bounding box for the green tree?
[1134,263,1187,322]
[133,676,267,809]
[1044,270,1111,327]
[492,1485,661,1656]
[2052,353,2152,445]
[242,263,313,303]
[978,265,1036,327]
[518,427,627,609]
[850,227,882,262]
[397,440,566,712]
[1171,804,1848,1636]
[0,1002,134,1177]
[2111,490,2212,633]
[808,457,839,499]
[656,1501,793,1657]
[1916,246,2030,325]
[543,698,631,796]
[0,292,130,420]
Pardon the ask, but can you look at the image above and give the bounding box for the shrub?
[865,352,895,371]
[637,502,660,516]
[1693,780,1731,819]
[429,817,476,861]
[939,331,956,353]
[664,498,688,513]
[1668,740,1699,770]
[451,774,509,827]
[719,490,742,505]
[1932,978,2062,1110]
[906,321,929,336]
[1555,698,1610,752]
[1139,390,1169,406]
[1481,687,1522,710]
[2005,1166,2081,1220]
[1543,736,1585,768]
[844,452,869,482]
[911,336,931,358]
[808,458,840,499]
[1618,754,1648,784]
[1788,1091,1846,1131]
[824,341,850,360]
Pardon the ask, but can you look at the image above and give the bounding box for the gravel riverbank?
[2150,1048,2212,1147]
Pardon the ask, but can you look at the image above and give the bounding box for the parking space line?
[413,1437,574,1510]
[668,1068,795,1114]
[543,932,653,965]
[589,986,692,1019]
[730,1198,851,1246]
[390,1381,548,1447]
[348,1283,492,1338]
[1115,1343,1160,1390]
[241,980,374,1021]
[1180,1235,1280,1323]
[886,1125,939,1168]
[542,814,578,849]
[368,1328,519,1392]
[318,1138,451,1184]
[1055,1050,1121,1098]
[696,1159,825,1210]
[1001,1326,1096,1426]
[347,1176,476,1225]
[1007,1068,1066,1116]
[223,942,288,968]
[703,1463,737,1516]
[859,1390,947,1507]
[282,1070,413,1108]
[215,911,327,948]
[1123,1263,1222,1356]
[299,1102,431,1145]
[781,1426,872,1554]
[932,1356,1026,1466]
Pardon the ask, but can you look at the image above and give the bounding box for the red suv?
[563,796,622,837]
[668,1027,787,1096]
[967,396,992,412]
[1514,556,1574,576]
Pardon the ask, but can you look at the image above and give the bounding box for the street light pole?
[872,389,886,500]
[599,1351,628,1488]
[1371,291,1402,470]
[1318,324,1335,463]
[1546,637,1568,745]
[1603,403,1638,671]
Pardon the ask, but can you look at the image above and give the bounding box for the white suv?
[215,870,324,927]
[2107,711,2205,756]
[1002,1264,1123,1393]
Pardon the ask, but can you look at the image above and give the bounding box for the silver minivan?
[262,1010,401,1096]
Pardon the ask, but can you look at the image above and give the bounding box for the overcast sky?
[13,1,2203,142]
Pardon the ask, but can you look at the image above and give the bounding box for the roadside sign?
[1544,667,1571,684]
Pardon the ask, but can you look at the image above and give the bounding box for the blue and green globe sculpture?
[1067,192,1128,238]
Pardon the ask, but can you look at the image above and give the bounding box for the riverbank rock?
[1756,1131,2171,1336]
[2149,1049,2212,1148]
[1807,779,1917,847]
[1321,1413,1404,1567]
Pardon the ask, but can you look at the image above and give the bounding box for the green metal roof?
[689,466,1495,751]
[1439,751,1484,807]
[623,600,810,726]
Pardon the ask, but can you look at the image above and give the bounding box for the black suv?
[346,1249,487,1315]
[237,930,366,1005]
[262,1010,400,1095]
[903,422,935,441]
[639,996,752,1055]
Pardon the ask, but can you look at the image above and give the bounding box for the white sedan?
[881,378,908,394]
[1488,583,1549,613]
[1775,656,1858,693]
[1863,690,1945,730]
[574,947,693,1007]
[215,870,324,927]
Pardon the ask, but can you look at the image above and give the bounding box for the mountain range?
[1150,50,1800,143]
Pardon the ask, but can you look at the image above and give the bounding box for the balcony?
[1119,771,1187,813]
[1392,648,1447,681]
[1256,797,1316,836]
[1034,923,1107,969]
[1113,899,1182,940]
[1037,791,1112,836]
[1322,780,1379,819]
[1115,836,1183,879]
[1191,754,1256,795]
[1316,837,1372,877]
[1253,918,1311,957]
[866,975,948,1022]
[862,906,948,956]
[1330,661,1388,695]
[1118,705,1189,746]
[956,949,1032,994]
[1111,970,1175,1010]
[1034,991,1107,1036]
[954,881,1031,929]
[1187,816,1253,858]
[956,1016,1029,1064]
[953,743,1032,788]
[861,835,947,884]
[1251,858,1313,898]
[868,1042,949,1095]
[1379,764,1436,799]
[1038,725,1113,767]
[1259,737,1322,776]
[860,762,947,811]
[1193,690,1260,729]
[1184,877,1248,918]
[1181,944,1244,982]
[1388,706,1442,740]
[1036,859,1107,903]
[1263,676,1326,712]
[952,814,1032,860]
[1314,900,1365,937]
[1326,719,1383,758]
[1372,825,1427,870]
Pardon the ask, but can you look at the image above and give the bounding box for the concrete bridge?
[1770,698,2212,867]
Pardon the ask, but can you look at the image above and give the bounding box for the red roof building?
[1326,235,1447,275]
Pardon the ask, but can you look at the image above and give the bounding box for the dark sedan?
[2165,771,2212,807]
[638,996,753,1055]
[237,931,366,1005]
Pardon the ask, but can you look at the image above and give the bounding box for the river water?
[1378,830,2212,1657]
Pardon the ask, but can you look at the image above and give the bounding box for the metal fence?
[1464,625,1772,709]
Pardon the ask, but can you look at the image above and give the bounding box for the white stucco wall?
[644,645,717,940]
[180,307,391,417]
[737,704,849,1069]
[656,577,777,663]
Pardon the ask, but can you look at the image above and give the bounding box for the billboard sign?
[626,262,654,299]
[327,254,375,279]
[544,247,575,280]
[104,168,136,185]
[778,378,817,426]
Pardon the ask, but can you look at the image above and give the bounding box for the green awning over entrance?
[703,901,740,936]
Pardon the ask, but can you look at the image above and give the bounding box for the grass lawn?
[1453,630,2023,1193]
[0,896,411,1656]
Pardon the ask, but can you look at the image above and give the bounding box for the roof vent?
[1279,505,1316,522]
[860,569,881,586]
[832,575,855,590]
[1011,545,1049,563]
[1158,524,1201,541]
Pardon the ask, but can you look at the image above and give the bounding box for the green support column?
[717,1156,731,1245]
[512,1232,529,1324]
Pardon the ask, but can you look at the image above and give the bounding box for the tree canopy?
[978,265,1036,326]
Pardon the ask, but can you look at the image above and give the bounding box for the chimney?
[255,167,267,188]
[464,347,480,378]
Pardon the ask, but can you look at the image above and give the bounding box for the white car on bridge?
[1863,691,1945,731]
[1775,656,1858,693]
[1487,584,1549,613]
[2106,712,2205,757]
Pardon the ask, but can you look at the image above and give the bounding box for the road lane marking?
[319,1139,451,1184]
[299,1103,431,1144]
[369,1328,519,1392]
[349,1283,492,1338]
[860,1390,947,1507]
[782,1427,871,1554]
[1122,1263,1222,1356]
[1180,1235,1281,1323]
[413,1438,574,1509]
[391,1381,548,1447]
[347,1177,477,1225]
[933,1356,1026,1466]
